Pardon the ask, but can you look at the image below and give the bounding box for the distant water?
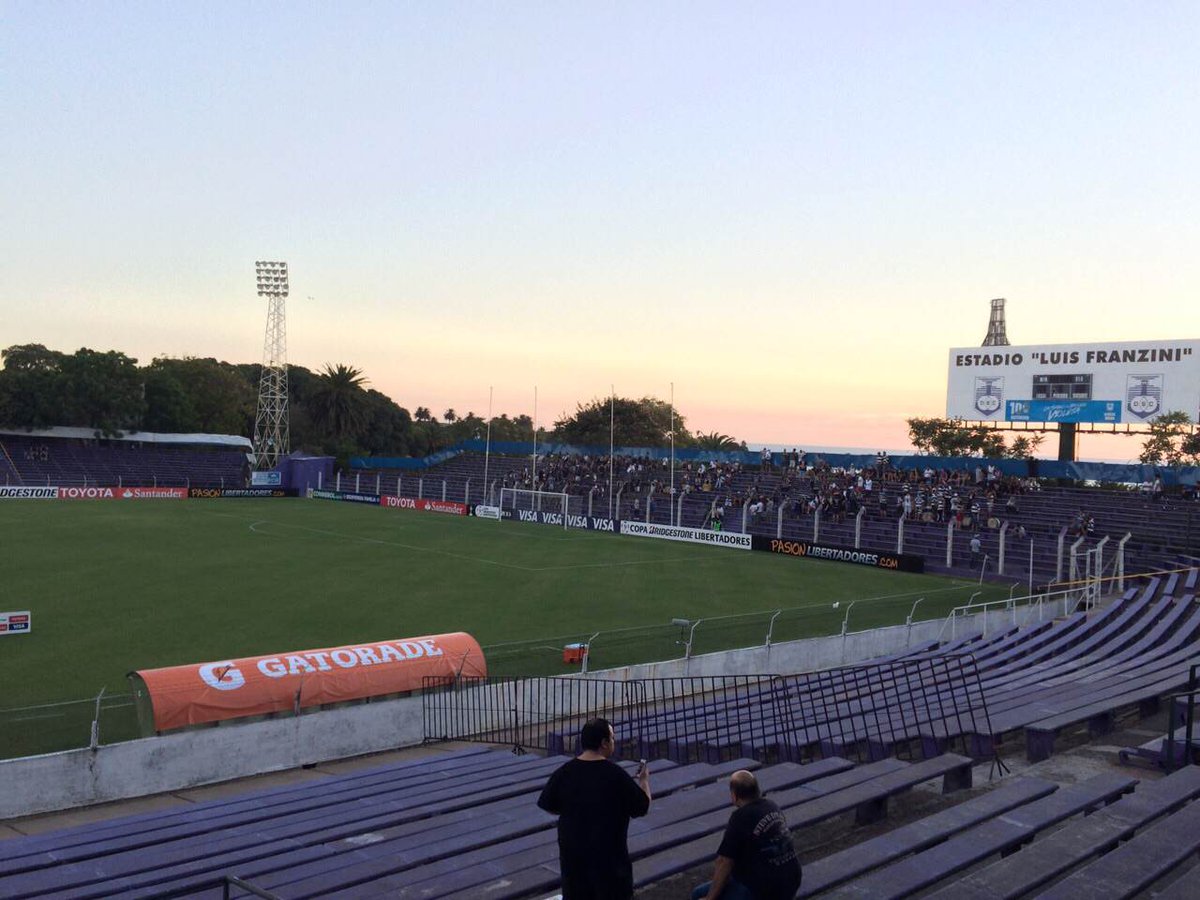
[750,442,1134,464]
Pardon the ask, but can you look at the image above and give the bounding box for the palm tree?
[309,364,368,440]
[694,431,741,451]
[443,408,458,423]
[414,406,432,422]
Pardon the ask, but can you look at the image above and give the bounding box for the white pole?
[670,381,675,526]
[1029,539,1034,595]
[609,385,615,520]
[483,386,493,503]
[532,385,538,493]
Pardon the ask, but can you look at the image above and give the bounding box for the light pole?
[252,260,290,471]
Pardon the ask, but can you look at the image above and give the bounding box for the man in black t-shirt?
[537,718,651,900]
[692,770,802,899]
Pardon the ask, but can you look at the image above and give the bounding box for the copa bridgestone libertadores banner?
[619,520,752,549]
[131,632,487,731]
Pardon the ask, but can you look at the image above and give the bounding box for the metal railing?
[422,653,995,766]
[1163,662,1200,774]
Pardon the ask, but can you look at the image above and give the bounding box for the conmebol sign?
[130,632,486,731]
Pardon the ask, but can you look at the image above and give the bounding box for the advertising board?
[0,486,58,499]
[619,520,752,550]
[57,486,188,500]
[381,496,468,515]
[752,536,924,573]
[131,632,486,731]
[250,471,283,487]
[947,339,1200,423]
[312,489,381,505]
[189,488,298,498]
[0,611,31,635]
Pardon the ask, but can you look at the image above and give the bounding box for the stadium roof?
[0,425,252,449]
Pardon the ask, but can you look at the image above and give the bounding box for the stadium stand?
[0,432,248,488]
[476,568,1197,766]
[0,748,975,898]
[346,451,1200,584]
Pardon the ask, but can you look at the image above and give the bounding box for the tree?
[0,344,67,427]
[145,357,256,435]
[1006,434,1046,460]
[308,364,369,441]
[51,348,143,435]
[414,406,433,423]
[554,396,695,448]
[907,417,1008,458]
[443,408,458,423]
[1139,411,1200,467]
[694,431,742,451]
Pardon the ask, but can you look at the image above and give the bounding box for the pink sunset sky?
[3,3,1197,462]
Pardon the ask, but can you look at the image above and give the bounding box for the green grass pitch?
[0,498,1009,757]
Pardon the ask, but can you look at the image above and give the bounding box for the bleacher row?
[541,568,1200,766]
[5,746,1200,898]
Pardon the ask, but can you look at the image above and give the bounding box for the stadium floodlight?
[255,260,289,298]
[252,259,291,471]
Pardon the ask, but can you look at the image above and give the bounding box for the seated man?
[692,770,801,899]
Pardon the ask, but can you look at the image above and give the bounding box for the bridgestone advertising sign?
[620,520,752,550]
[752,536,924,573]
[0,486,58,499]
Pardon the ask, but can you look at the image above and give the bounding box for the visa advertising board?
[947,340,1200,424]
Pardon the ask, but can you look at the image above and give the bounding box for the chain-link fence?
[0,692,140,761]
[482,581,1015,678]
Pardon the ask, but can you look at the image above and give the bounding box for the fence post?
[1095,535,1110,586]
[89,688,107,751]
[336,471,342,491]
[1117,532,1131,591]
[376,473,381,495]
[998,521,1009,575]
[813,507,820,543]
[614,484,623,520]
[419,477,424,499]
[776,503,784,538]
[675,493,684,528]
[1069,535,1085,582]
[855,507,864,548]
[588,489,593,518]
[742,500,750,532]
[946,519,955,567]
[1056,526,1067,582]
[442,480,447,501]
[465,478,471,507]
[897,513,906,554]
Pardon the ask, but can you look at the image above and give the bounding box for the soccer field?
[0,497,1005,757]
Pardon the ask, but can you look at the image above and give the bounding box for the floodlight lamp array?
[255,260,289,297]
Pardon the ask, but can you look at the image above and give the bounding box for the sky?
[2,2,1197,461]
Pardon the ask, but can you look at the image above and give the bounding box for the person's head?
[580,718,615,756]
[729,770,761,805]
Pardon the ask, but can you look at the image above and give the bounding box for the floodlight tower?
[982,298,1010,346]
[252,260,290,471]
